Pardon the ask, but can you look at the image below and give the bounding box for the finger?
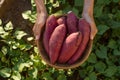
[35,34,40,40]
[90,28,98,40]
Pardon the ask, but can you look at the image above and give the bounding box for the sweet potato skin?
[67,11,78,34]
[58,32,82,63]
[49,24,66,64]
[68,19,90,64]
[43,15,58,54]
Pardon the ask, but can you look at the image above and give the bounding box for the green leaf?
[79,70,87,78]
[95,61,106,73]
[19,44,33,51]
[94,6,104,17]
[87,53,97,63]
[72,7,79,16]
[42,72,53,80]
[57,74,67,80]
[11,71,21,80]
[63,5,72,13]
[28,67,38,79]
[107,39,117,49]
[88,72,97,80]
[96,0,111,5]
[84,77,89,80]
[112,28,120,37]
[113,0,120,3]
[97,25,110,35]
[108,20,120,28]
[104,66,117,77]
[53,10,63,17]
[0,68,11,78]
[95,45,108,59]
[86,66,94,73]
[74,0,83,7]
[113,49,120,56]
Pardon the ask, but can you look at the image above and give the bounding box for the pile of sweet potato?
[43,11,90,65]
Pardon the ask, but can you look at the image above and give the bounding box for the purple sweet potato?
[57,16,66,25]
[67,11,78,34]
[43,15,58,55]
[58,32,82,63]
[49,24,66,64]
[68,19,90,64]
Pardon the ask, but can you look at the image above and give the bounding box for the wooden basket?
[36,25,93,69]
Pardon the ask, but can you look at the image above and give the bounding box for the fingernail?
[35,35,40,40]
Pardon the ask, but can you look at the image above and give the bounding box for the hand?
[33,14,47,40]
[33,0,47,40]
[82,0,98,40]
[82,13,98,40]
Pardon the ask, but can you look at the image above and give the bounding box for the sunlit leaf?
[27,37,34,41]
[18,62,33,72]
[53,1,60,8]
[0,68,11,78]
[11,71,21,80]
[14,30,27,40]
[0,27,5,34]
[28,67,38,79]
[22,10,31,19]
[4,21,13,31]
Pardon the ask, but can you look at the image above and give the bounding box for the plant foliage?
[0,0,120,80]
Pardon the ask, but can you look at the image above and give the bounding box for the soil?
[0,0,34,37]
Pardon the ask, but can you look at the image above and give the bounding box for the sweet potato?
[67,11,78,34]
[58,32,82,63]
[57,16,66,25]
[68,19,90,64]
[43,15,58,54]
[49,24,66,64]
